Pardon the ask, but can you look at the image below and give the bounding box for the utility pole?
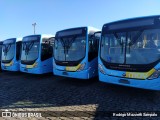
[32,23,36,34]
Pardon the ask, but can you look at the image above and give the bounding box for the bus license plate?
[62,71,68,75]
[119,79,130,84]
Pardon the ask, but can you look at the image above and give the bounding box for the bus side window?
[16,41,21,61]
[41,38,54,61]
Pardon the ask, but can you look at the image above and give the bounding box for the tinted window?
[16,41,21,60]
[88,34,100,61]
[41,38,53,61]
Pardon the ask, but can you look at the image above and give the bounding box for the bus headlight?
[10,61,14,66]
[77,63,86,71]
[98,64,106,75]
[33,62,38,68]
[148,69,160,80]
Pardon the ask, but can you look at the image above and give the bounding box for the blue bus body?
[1,38,21,71]
[53,26,101,79]
[20,34,54,74]
[0,41,3,70]
[99,15,160,90]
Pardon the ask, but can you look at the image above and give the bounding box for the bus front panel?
[99,16,160,90]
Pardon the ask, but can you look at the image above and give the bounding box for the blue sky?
[0,0,160,40]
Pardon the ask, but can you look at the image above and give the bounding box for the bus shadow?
[0,73,160,119]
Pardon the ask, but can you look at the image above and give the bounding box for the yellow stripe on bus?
[125,68,155,79]
[4,61,13,66]
[26,62,37,69]
[65,64,81,72]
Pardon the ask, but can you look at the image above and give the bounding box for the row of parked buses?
[1,15,160,90]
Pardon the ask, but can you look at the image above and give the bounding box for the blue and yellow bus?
[1,38,22,71]
[53,26,101,79]
[0,41,3,70]
[99,15,160,90]
[20,34,54,74]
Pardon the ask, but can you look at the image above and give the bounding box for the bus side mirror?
[93,31,101,41]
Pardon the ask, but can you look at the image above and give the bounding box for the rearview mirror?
[93,31,101,40]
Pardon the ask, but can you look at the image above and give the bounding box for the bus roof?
[56,26,100,36]
[103,15,160,28]
[23,34,54,39]
[3,38,22,42]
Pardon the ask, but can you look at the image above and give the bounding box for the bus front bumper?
[53,69,89,79]
[99,72,160,90]
[20,66,43,74]
[1,64,19,71]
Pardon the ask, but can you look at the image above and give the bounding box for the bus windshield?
[2,42,15,63]
[101,29,160,65]
[54,35,86,61]
[21,40,40,64]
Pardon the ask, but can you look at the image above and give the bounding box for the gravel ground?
[0,71,160,120]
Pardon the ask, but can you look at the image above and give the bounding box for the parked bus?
[53,26,101,79]
[1,38,22,71]
[0,41,3,70]
[20,34,54,74]
[99,15,160,90]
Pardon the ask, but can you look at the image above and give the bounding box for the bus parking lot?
[0,71,160,120]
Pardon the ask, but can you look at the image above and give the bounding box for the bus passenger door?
[88,31,101,78]
[41,37,55,72]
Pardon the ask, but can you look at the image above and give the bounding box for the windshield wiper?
[3,44,11,56]
[23,41,34,55]
[113,32,124,54]
[59,36,77,60]
[60,36,76,53]
[127,30,143,53]
[128,30,143,46]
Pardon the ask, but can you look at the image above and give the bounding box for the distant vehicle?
[0,41,3,70]
[99,15,160,90]
[20,34,54,74]
[1,38,22,71]
[53,26,101,79]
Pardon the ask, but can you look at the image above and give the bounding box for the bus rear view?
[20,34,54,74]
[1,38,21,71]
[99,16,160,90]
[53,27,101,79]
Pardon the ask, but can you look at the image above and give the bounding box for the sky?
[0,0,160,40]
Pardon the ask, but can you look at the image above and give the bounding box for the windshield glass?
[21,41,39,62]
[54,36,86,61]
[101,29,160,64]
[21,35,40,64]
[101,33,126,64]
[2,43,15,62]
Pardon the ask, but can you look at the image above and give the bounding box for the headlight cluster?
[148,69,160,80]
[77,63,86,71]
[98,64,106,75]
